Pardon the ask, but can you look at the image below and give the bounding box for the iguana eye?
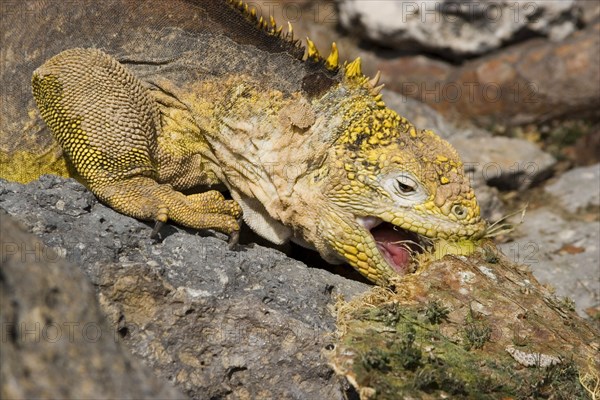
[395,175,417,196]
[382,173,427,205]
[396,181,415,194]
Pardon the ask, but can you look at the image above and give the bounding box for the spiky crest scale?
[306,38,320,61]
[223,1,390,115]
[345,57,362,78]
[338,56,388,110]
[225,0,343,74]
[325,43,339,70]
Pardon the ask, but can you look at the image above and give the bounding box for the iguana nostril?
[452,204,467,219]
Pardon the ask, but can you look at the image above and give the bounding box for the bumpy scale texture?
[33,48,242,235]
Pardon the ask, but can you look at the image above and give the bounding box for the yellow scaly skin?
[32,49,242,237]
[30,14,485,285]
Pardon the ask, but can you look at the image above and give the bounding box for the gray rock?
[469,181,505,222]
[0,175,368,399]
[544,163,600,214]
[383,89,491,140]
[576,0,600,24]
[0,211,183,399]
[338,0,580,58]
[498,208,599,317]
[502,164,600,317]
[450,136,556,190]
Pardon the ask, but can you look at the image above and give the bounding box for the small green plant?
[483,245,499,264]
[463,310,492,350]
[519,359,585,398]
[424,300,450,324]
[560,296,576,313]
[362,349,390,372]
[392,325,422,371]
[413,365,467,395]
[376,302,404,327]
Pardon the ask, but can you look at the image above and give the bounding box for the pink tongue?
[385,243,411,268]
[372,228,413,273]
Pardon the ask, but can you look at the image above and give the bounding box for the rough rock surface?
[345,21,600,126]
[0,176,369,399]
[338,0,581,58]
[576,0,600,24]
[382,89,482,141]
[499,210,599,317]
[450,135,556,191]
[544,163,600,213]
[0,212,183,399]
[499,164,600,316]
[567,123,600,167]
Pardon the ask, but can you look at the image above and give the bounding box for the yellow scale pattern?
[32,48,241,236]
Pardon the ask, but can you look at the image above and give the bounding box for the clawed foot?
[150,213,243,250]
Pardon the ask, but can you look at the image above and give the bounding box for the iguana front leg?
[32,48,241,237]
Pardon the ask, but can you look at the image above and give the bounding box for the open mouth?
[358,217,427,275]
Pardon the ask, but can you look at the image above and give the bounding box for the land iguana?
[14,0,486,284]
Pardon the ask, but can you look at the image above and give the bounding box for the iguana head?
[307,58,486,284]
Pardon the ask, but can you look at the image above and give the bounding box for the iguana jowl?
[30,0,485,284]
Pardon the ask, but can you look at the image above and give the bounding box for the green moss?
[335,290,591,399]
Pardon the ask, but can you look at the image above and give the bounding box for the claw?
[151,220,164,239]
[228,217,243,250]
[228,230,240,250]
